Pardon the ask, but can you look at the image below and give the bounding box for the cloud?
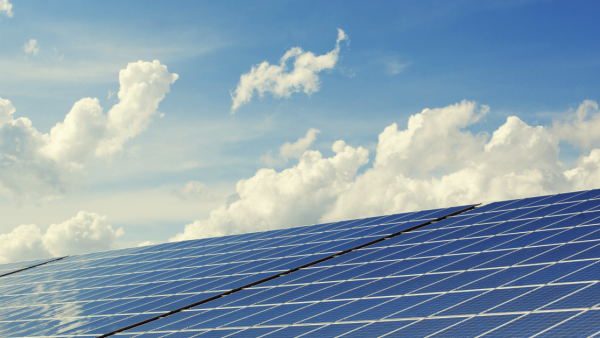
[0,0,12,17]
[230,29,349,113]
[0,211,123,264]
[22,39,39,55]
[172,100,600,241]
[260,128,320,167]
[171,140,369,241]
[137,240,155,247]
[0,60,177,201]
[173,181,213,200]
[381,57,409,76]
[553,100,600,149]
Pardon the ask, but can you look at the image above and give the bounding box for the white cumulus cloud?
[22,39,39,55]
[0,211,123,264]
[171,140,369,241]
[230,29,348,113]
[173,100,600,241]
[553,100,600,149]
[0,0,13,17]
[260,128,320,167]
[0,60,177,201]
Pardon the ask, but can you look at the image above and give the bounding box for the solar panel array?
[3,189,600,337]
[110,189,600,338]
[0,204,470,338]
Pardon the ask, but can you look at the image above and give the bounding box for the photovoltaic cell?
[3,189,600,337]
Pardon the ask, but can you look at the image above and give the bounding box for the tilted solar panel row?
[0,204,472,337]
[108,189,600,337]
[0,256,67,278]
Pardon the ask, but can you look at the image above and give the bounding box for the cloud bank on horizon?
[0,60,177,202]
[172,99,600,241]
[230,29,348,113]
[0,211,123,264]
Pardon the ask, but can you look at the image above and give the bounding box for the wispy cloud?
[22,39,39,55]
[260,128,320,167]
[230,29,349,113]
[0,0,12,17]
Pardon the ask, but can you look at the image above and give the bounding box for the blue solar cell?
[446,211,507,227]
[152,294,215,312]
[380,242,446,260]
[432,224,492,241]
[563,242,600,260]
[302,323,365,337]
[418,238,484,257]
[556,199,600,215]
[436,250,508,271]
[543,283,600,309]
[564,189,600,202]
[159,310,228,331]
[464,220,529,237]
[230,303,307,327]
[535,225,600,245]
[302,298,384,323]
[417,269,496,293]
[320,263,390,281]
[484,311,579,337]
[371,273,457,297]
[507,195,560,209]
[330,276,412,299]
[392,291,483,318]
[263,301,348,325]
[517,202,579,219]
[528,192,586,206]
[291,265,354,283]
[226,327,280,337]
[189,307,269,329]
[87,314,158,335]
[353,258,430,279]
[166,332,206,338]
[491,284,584,313]
[261,325,323,337]
[507,261,594,287]
[544,211,600,229]
[341,321,414,337]
[536,310,600,337]
[397,255,471,275]
[393,317,465,336]
[477,246,557,268]
[260,283,336,304]
[429,314,521,337]
[452,234,522,253]
[439,287,536,315]
[492,230,563,250]
[294,281,371,302]
[486,207,543,222]
[358,245,411,262]
[522,241,600,264]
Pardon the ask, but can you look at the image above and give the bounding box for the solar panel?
[97,189,600,337]
[2,189,600,337]
[0,205,471,337]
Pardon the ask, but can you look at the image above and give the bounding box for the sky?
[1,0,600,263]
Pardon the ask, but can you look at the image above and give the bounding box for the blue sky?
[1,0,600,260]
